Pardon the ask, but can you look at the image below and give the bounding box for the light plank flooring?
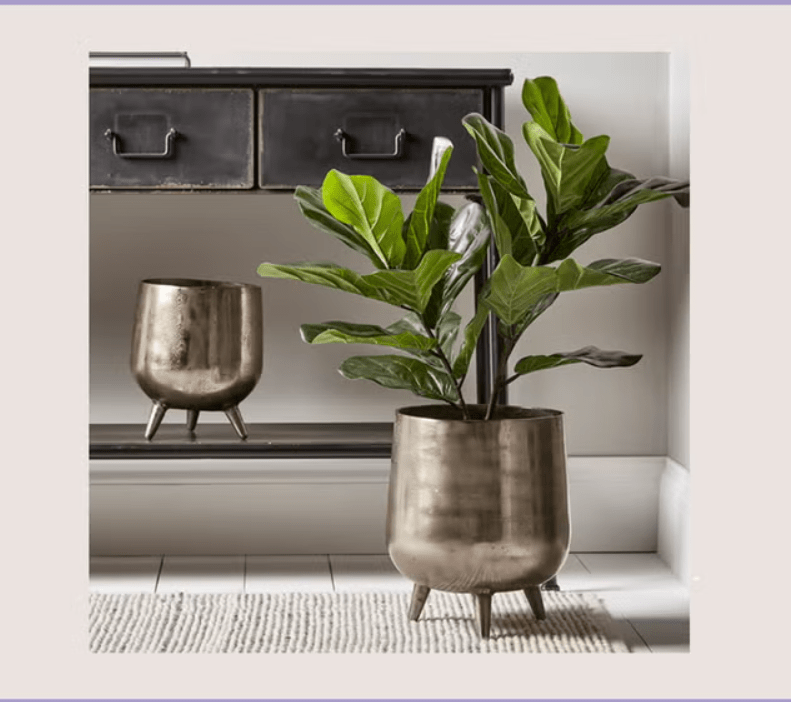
[89,552,689,653]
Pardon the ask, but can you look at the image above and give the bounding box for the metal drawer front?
[90,89,254,189]
[259,88,484,190]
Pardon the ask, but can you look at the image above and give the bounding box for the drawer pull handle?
[104,127,178,159]
[334,127,406,160]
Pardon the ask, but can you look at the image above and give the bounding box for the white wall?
[90,51,681,457]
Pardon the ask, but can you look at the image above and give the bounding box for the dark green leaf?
[257,261,379,298]
[523,122,610,219]
[513,346,642,376]
[521,76,584,145]
[482,255,559,326]
[512,292,559,338]
[451,301,491,380]
[339,355,459,403]
[364,249,462,312]
[403,138,454,269]
[555,257,661,291]
[462,113,531,199]
[321,170,405,268]
[544,172,690,262]
[258,253,460,313]
[476,171,542,265]
[300,320,436,352]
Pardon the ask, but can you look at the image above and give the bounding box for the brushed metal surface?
[130,278,263,439]
[387,405,570,595]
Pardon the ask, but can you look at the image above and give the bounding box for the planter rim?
[396,404,563,422]
[141,278,260,290]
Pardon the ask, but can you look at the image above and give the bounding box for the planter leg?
[225,405,248,440]
[524,585,546,620]
[542,575,560,591]
[408,584,430,621]
[475,593,492,639]
[144,401,167,441]
[186,409,200,433]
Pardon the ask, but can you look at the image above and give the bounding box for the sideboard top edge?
[89,67,515,88]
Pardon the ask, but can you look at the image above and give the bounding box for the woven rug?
[89,590,630,653]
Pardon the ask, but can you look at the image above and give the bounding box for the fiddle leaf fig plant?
[257,77,690,420]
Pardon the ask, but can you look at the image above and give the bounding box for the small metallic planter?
[131,278,263,440]
[387,404,571,638]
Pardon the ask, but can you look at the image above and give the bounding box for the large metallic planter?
[131,278,263,440]
[387,404,570,637]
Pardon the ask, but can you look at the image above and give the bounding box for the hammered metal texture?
[387,405,570,594]
[131,278,263,412]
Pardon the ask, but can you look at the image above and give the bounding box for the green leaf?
[426,201,456,252]
[321,170,405,269]
[512,292,559,338]
[363,249,462,312]
[451,301,491,380]
[482,255,559,326]
[441,199,491,309]
[339,355,459,404]
[436,311,462,360]
[543,171,690,263]
[555,257,661,291]
[257,261,378,298]
[259,251,461,313]
[476,171,542,265]
[403,138,454,269]
[521,76,584,145]
[462,113,531,199]
[300,321,436,353]
[513,346,642,376]
[293,186,385,268]
[523,122,610,219]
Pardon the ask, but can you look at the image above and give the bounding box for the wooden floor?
[89,552,689,653]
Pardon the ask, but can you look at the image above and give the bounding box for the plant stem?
[484,336,514,421]
[419,314,470,420]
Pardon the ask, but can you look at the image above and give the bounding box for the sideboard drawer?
[90,88,254,189]
[258,88,483,190]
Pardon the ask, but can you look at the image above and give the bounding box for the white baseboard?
[657,457,691,585]
[90,456,666,556]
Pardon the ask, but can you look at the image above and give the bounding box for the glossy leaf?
[523,122,610,219]
[555,257,661,291]
[363,249,462,313]
[257,262,378,299]
[339,355,459,403]
[462,114,531,199]
[403,138,454,269]
[522,76,584,145]
[321,170,405,268]
[512,292,559,339]
[513,346,642,376]
[451,301,491,380]
[300,320,436,352]
[544,172,690,262]
[476,170,541,264]
[259,250,460,313]
[293,186,384,268]
[482,255,559,326]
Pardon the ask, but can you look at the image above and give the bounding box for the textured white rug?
[89,590,630,653]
